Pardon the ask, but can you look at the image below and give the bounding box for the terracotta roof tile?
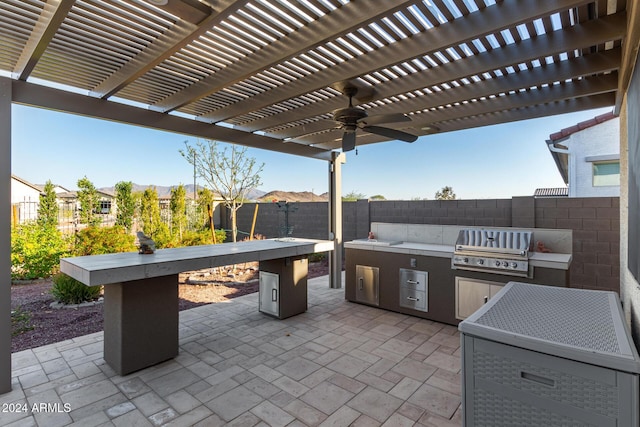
[549,112,616,142]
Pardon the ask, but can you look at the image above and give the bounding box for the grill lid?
[455,229,532,257]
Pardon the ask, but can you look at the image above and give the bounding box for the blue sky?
[11,104,612,200]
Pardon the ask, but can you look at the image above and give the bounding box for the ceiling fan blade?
[342,132,357,152]
[362,125,418,143]
[362,113,411,126]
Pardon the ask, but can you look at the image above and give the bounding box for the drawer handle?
[406,296,419,301]
[358,277,363,290]
[520,371,555,388]
[483,296,489,304]
[272,289,278,302]
[406,280,419,285]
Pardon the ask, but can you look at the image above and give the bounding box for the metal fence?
[11,200,116,234]
[11,200,211,235]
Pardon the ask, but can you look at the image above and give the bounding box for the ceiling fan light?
[421,125,440,133]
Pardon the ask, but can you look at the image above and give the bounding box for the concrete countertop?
[344,239,572,270]
[61,238,335,286]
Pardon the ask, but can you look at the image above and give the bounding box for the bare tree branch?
[180,139,264,242]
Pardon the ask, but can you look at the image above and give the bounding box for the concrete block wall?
[368,199,512,228]
[226,196,619,292]
[535,197,620,291]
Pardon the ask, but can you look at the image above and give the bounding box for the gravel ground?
[11,259,329,353]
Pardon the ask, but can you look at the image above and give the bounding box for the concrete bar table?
[60,238,334,375]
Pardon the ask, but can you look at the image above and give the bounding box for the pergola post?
[0,77,12,393]
[328,152,345,289]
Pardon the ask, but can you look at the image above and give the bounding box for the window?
[592,161,620,187]
[98,200,111,214]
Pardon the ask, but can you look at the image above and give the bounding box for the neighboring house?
[534,187,569,198]
[159,191,223,228]
[11,175,70,223]
[545,112,620,198]
[57,189,116,226]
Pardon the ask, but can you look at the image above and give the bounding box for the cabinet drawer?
[470,338,620,425]
[399,288,427,312]
[399,268,427,291]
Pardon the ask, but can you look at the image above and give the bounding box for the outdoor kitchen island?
[60,238,334,375]
[345,224,572,326]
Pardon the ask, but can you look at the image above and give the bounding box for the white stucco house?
[545,112,620,198]
[10,175,69,223]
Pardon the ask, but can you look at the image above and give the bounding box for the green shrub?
[308,252,327,263]
[180,229,227,246]
[11,222,69,280]
[51,272,101,304]
[74,225,136,256]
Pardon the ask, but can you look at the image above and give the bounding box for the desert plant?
[73,225,136,256]
[11,222,69,280]
[51,272,101,304]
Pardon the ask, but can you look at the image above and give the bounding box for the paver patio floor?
[4,274,462,426]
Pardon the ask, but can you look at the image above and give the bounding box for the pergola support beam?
[0,77,12,394]
[328,152,346,289]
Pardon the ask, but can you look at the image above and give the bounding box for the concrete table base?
[103,274,178,375]
[61,239,335,375]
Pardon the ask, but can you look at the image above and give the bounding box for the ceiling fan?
[330,84,418,152]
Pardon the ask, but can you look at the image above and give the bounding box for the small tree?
[370,194,386,200]
[435,186,456,200]
[180,140,263,242]
[196,187,215,229]
[342,191,366,201]
[170,185,187,240]
[114,181,135,232]
[140,187,162,238]
[77,176,101,226]
[38,180,58,228]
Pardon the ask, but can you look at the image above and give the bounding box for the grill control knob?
[463,257,469,263]
[477,259,484,266]
[502,261,509,267]
[494,260,501,267]
[511,262,518,268]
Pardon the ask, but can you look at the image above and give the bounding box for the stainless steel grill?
[452,229,533,277]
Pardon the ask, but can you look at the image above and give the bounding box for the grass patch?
[11,307,34,336]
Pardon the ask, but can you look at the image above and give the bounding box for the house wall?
[11,178,40,204]
[11,178,41,223]
[563,117,620,198]
[230,196,620,293]
[621,54,640,347]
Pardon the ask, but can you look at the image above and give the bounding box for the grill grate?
[455,229,532,256]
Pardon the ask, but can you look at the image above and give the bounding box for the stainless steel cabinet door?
[355,265,379,306]
[259,271,279,317]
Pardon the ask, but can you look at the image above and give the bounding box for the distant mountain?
[99,184,267,200]
[258,191,328,202]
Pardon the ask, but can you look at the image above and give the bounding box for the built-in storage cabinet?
[259,271,279,317]
[355,265,379,306]
[455,277,503,320]
[259,256,308,319]
[399,269,428,312]
[346,249,458,324]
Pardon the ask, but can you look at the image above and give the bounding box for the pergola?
[1,0,639,395]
